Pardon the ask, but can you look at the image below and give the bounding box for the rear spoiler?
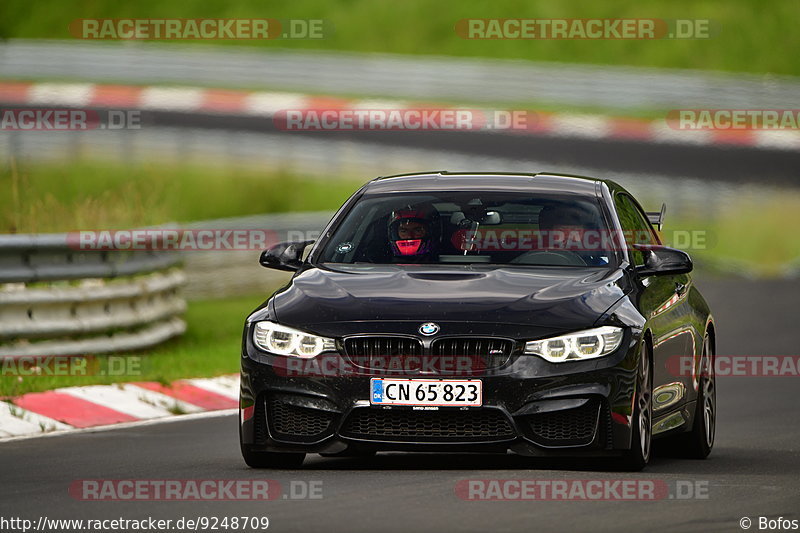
[646,203,666,231]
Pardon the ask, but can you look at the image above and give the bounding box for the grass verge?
[663,192,800,277]
[1,159,364,233]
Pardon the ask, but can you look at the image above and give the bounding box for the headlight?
[524,326,624,362]
[253,321,336,358]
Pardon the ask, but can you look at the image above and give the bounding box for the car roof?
[364,171,605,196]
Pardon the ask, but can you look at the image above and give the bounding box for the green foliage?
[1,0,796,75]
[0,160,364,233]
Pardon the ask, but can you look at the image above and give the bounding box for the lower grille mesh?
[341,408,515,442]
[527,401,600,446]
[268,399,334,441]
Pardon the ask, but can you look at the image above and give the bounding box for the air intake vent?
[341,408,515,442]
[526,400,600,447]
[268,398,334,443]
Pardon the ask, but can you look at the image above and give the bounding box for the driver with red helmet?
[387,207,439,260]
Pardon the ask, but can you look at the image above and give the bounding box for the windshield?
[317,191,615,267]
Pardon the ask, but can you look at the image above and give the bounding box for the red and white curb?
[0,375,239,441]
[1,81,799,150]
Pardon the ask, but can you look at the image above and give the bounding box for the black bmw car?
[239,171,716,471]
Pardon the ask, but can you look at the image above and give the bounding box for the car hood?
[270,265,626,336]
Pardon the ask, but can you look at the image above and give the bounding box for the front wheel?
[617,347,652,471]
[666,333,716,459]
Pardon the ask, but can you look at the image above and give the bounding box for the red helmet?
[388,208,437,257]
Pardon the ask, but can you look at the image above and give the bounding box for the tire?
[668,333,716,459]
[238,406,306,468]
[617,346,653,471]
[241,446,305,469]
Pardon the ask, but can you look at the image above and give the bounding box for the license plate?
[370,378,482,407]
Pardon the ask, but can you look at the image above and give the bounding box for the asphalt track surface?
[1,276,798,533]
[144,110,800,185]
[2,104,800,184]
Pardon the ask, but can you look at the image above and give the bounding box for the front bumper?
[240,332,641,457]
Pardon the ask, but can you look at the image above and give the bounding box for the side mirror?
[632,244,693,276]
[259,240,315,272]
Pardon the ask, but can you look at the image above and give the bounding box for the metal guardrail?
[0,234,186,357]
[0,234,181,282]
[1,40,799,110]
